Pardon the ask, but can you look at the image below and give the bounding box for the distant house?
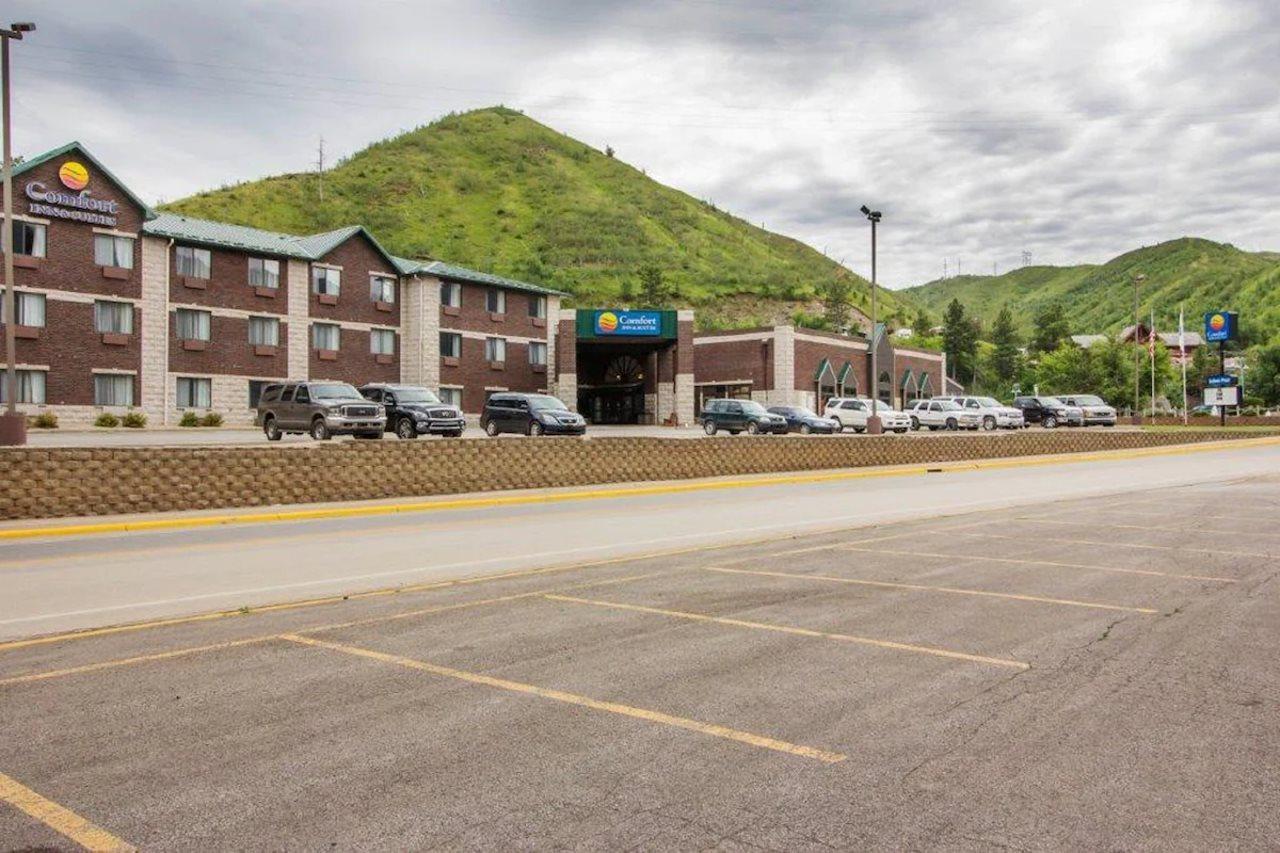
[1070,334,1108,349]
[1070,324,1203,363]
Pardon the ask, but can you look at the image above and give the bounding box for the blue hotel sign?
[594,310,662,336]
[1206,373,1237,388]
[1204,311,1237,343]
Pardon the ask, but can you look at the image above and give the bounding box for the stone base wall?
[1146,416,1280,427]
[1,430,1274,521]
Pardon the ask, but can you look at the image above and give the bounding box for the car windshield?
[393,388,441,404]
[310,383,362,400]
[973,397,1001,407]
[1041,397,1066,406]
[1073,395,1105,406]
[528,395,569,411]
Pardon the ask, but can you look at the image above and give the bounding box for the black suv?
[1012,396,1084,429]
[481,393,586,436]
[360,384,465,439]
[701,398,789,435]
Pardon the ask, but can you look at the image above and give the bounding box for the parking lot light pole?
[1130,273,1145,426]
[861,205,883,435]
[0,22,34,447]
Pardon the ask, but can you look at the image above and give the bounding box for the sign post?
[1203,311,1238,426]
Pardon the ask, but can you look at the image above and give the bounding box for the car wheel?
[485,420,500,437]
[396,418,417,440]
[945,418,957,430]
[1044,415,1058,429]
[310,418,331,441]
[831,423,842,433]
[982,416,996,431]
[703,420,717,436]
[800,424,812,435]
[264,416,282,441]
[529,421,544,436]
[747,421,760,435]
[910,416,920,431]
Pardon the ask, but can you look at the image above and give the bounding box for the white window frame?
[485,337,506,362]
[248,315,280,346]
[94,234,135,269]
[248,257,280,289]
[175,308,211,341]
[94,300,133,334]
[175,246,211,279]
[0,368,45,404]
[370,328,396,355]
[370,275,396,304]
[93,373,134,407]
[440,280,461,308]
[486,288,505,314]
[11,220,46,258]
[528,341,547,365]
[0,290,46,327]
[529,295,546,319]
[312,322,340,351]
[176,376,212,409]
[312,266,341,296]
[440,331,461,359]
[438,387,462,408]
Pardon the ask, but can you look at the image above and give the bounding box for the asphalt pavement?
[1,443,1278,848]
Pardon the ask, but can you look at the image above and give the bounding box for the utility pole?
[316,136,325,204]
[1131,273,1146,424]
[860,205,883,434]
[943,259,948,279]
[0,21,36,447]
[1021,250,1032,267]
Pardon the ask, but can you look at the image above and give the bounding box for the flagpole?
[1149,309,1156,417]
[1179,306,1187,425]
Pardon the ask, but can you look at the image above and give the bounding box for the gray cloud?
[7,0,1277,287]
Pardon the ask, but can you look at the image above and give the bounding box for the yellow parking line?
[953,529,1269,559]
[836,546,1237,583]
[0,636,274,687]
[543,594,1030,669]
[1015,517,1280,539]
[0,770,134,851]
[279,633,847,764]
[703,567,1158,614]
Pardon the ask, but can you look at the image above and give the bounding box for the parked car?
[256,381,385,441]
[767,405,840,434]
[1012,396,1084,428]
[701,399,789,435]
[360,383,465,439]
[1057,394,1117,426]
[904,399,982,431]
[823,397,912,433]
[934,395,1026,430]
[481,393,585,436]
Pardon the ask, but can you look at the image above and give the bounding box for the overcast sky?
[9,0,1278,287]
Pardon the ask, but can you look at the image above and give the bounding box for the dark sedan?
[767,405,840,434]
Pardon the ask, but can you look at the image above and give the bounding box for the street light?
[860,205,883,434]
[0,21,34,447]
[1131,273,1145,425]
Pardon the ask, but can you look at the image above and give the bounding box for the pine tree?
[912,309,933,338]
[638,265,666,306]
[942,299,978,384]
[1030,303,1070,354]
[990,305,1022,383]
[820,277,853,331]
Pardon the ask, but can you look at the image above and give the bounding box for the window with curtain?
[312,323,340,350]
[0,369,46,404]
[248,316,280,346]
[93,374,134,406]
[93,234,135,269]
[12,221,46,257]
[311,266,341,295]
[94,300,133,334]
[440,332,461,358]
[486,288,506,313]
[1,291,47,327]
[248,258,280,289]
[485,337,506,362]
[175,246,211,278]
[369,276,395,303]
[176,377,212,408]
[438,387,462,408]
[175,309,211,341]
[528,341,547,365]
[528,295,546,319]
[370,329,396,355]
[440,281,460,308]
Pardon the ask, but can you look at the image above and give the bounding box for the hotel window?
[176,377,212,409]
[370,276,395,304]
[0,291,46,327]
[486,288,505,314]
[312,266,341,296]
[529,295,546,319]
[371,329,396,355]
[312,323,340,351]
[94,300,133,334]
[0,369,45,404]
[94,234,135,269]
[248,316,280,346]
[175,309,211,341]
[441,280,461,308]
[248,380,268,408]
[93,374,133,407]
[528,341,547,366]
[175,246,211,279]
[485,337,506,362]
[440,331,461,359]
[248,258,280,289]
[11,221,46,257]
[438,387,462,408]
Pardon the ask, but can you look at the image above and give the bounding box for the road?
[1,442,1278,848]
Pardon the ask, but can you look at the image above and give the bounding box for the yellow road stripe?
[703,567,1158,614]
[953,529,1269,558]
[4,434,1278,542]
[0,636,274,687]
[0,770,134,851]
[543,594,1030,669]
[279,633,847,764]
[1016,516,1280,539]
[837,546,1237,583]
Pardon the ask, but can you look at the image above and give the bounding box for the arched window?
[836,361,855,397]
[900,368,915,406]
[878,371,893,406]
[814,358,838,410]
[917,373,933,400]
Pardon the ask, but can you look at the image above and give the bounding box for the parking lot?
[2,472,1277,848]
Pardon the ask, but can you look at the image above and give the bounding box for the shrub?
[200,412,224,428]
[30,412,58,429]
[94,412,120,428]
[179,411,200,427]
[121,411,147,429]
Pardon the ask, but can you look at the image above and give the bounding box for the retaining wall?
[2,430,1274,521]
[1146,416,1280,427]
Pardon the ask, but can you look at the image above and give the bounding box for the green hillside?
[164,107,911,329]
[904,238,1280,342]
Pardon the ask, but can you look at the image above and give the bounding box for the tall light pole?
[0,21,34,447]
[1131,272,1145,425]
[860,205,883,434]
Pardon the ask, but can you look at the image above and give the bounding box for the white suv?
[824,397,912,434]
[935,395,1025,431]
[905,399,982,431]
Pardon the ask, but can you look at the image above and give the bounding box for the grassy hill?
[164,107,912,329]
[903,238,1280,342]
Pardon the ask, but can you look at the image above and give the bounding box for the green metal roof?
[393,256,567,297]
[15,141,155,218]
[145,213,309,257]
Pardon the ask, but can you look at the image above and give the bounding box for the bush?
[179,411,200,427]
[94,412,120,428]
[200,412,224,428]
[30,412,58,429]
[121,411,147,429]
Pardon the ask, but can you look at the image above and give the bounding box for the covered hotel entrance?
[572,310,680,425]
